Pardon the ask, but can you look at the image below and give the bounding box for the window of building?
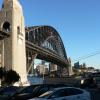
[2,21,10,32]
[17,26,20,34]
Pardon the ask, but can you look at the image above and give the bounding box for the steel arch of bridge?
[25,26,68,72]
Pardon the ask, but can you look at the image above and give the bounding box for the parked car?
[0,86,21,100]
[10,84,40,100]
[11,84,68,100]
[92,74,100,90]
[81,72,100,89]
[80,77,97,88]
[29,87,91,100]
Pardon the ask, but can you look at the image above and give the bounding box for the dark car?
[29,87,91,100]
[80,76,97,88]
[0,86,21,100]
[11,84,68,100]
[10,84,40,100]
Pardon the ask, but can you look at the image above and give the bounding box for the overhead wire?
[73,50,100,62]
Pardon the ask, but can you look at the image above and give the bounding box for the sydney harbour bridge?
[25,25,69,75]
[0,25,69,75]
[0,0,69,84]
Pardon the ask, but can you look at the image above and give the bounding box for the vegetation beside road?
[0,67,20,86]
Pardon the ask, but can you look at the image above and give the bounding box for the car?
[0,86,21,100]
[10,84,40,100]
[80,77,97,88]
[29,87,91,100]
[11,84,68,100]
[92,75,100,90]
[81,72,100,90]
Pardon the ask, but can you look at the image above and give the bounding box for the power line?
[73,50,100,62]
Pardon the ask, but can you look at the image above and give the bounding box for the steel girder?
[25,26,68,67]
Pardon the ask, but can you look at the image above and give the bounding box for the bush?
[0,67,20,86]
[4,70,20,85]
[0,67,6,79]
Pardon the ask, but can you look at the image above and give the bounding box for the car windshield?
[39,91,53,98]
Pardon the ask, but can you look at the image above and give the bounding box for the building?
[0,0,27,84]
[74,62,80,69]
[36,64,49,76]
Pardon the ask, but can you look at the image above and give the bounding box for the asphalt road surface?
[86,88,100,100]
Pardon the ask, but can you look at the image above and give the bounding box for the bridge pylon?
[0,0,27,84]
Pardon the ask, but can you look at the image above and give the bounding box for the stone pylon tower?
[0,0,27,83]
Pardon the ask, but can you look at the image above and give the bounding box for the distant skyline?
[0,0,100,69]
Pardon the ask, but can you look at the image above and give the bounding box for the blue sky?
[0,0,100,69]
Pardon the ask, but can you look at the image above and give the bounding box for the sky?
[0,0,100,69]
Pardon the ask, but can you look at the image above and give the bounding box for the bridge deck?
[26,41,68,67]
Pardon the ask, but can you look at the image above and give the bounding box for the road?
[86,88,100,100]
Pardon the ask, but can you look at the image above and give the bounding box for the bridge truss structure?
[25,26,69,75]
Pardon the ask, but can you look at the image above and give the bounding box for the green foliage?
[0,67,5,79]
[0,67,20,86]
[4,70,20,85]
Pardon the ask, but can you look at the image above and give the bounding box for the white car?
[29,87,91,100]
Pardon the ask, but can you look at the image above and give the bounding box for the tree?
[0,67,20,86]
[4,70,20,85]
[0,67,5,79]
[0,67,6,85]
